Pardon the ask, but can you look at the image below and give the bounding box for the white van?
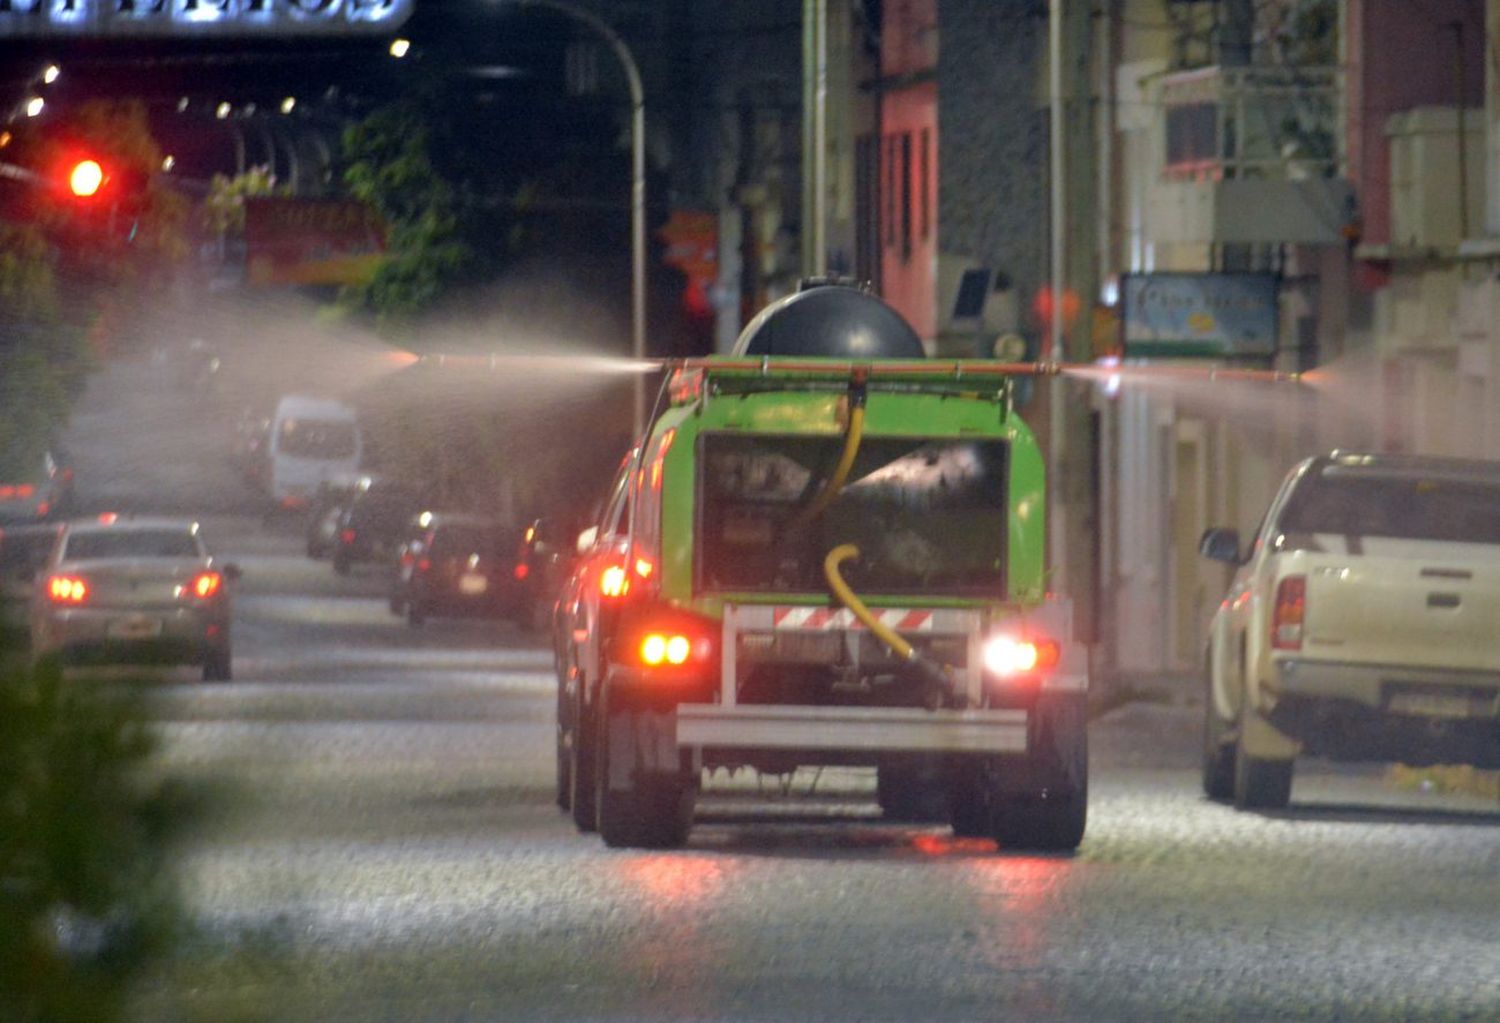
[265,395,363,510]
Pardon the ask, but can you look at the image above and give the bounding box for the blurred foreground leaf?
[0,652,187,1023]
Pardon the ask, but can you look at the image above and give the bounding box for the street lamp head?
[24,96,44,118]
[389,37,411,58]
[216,102,231,119]
[42,64,60,85]
[281,96,296,114]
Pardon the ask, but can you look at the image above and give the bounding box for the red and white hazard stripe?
[771,607,934,632]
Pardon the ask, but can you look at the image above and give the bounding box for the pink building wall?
[879,0,938,341]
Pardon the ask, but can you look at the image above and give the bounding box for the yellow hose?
[789,404,864,531]
[822,543,915,661]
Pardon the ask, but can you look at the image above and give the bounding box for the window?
[1165,102,1218,173]
[277,418,358,459]
[885,135,897,246]
[1279,471,1500,544]
[64,528,202,560]
[919,128,930,241]
[900,132,913,261]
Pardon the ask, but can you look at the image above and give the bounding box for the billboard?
[0,0,412,38]
[243,197,386,288]
[1121,272,1278,358]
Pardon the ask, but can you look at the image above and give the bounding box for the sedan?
[30,515,241,681]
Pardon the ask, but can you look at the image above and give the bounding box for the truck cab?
[555,285,1089,850]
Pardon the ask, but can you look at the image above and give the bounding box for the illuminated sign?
[0,0,413,37]
[1121,272,1278,358]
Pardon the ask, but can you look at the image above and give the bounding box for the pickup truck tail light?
[191,571,223,599]
[47,575,88,604]
[1271,575,1306,650]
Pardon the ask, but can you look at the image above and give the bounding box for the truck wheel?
[595,692,693,849]
[1202,654,1235,802]
[948,762,992,839]
[992,698,1088,852]
[202,644,232,682]
[877,761,949,823]
[570,692,598,832]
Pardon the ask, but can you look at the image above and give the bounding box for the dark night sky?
[0,0,574,180]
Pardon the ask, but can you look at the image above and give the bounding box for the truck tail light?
[638,630,712,668]
[983,635,1060,678]
[1272,575,1306,651]
[190,571,223,599]
[47,575,88,604]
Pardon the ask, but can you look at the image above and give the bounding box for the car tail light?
[417,557,432,573]
[514,562,530,580]
[191,571,223,599]
[600,564,630,598]
[47,575,88,604]
[0,484,35,499]
[340,529,357,544]
[983,635,1061,678]
[1272,575,1306,651]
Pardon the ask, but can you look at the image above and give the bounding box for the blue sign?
[0,0,413,37]
[1121,273,1278,358]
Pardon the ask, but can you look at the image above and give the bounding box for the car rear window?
[698,434,1009,595]
[63,529,203,560]
[431,525,503,559]
[1279,472,1500,544]
[278,418,358,459]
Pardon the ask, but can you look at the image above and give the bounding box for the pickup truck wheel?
[570,697,599,833]
[1202,655,1235,802]
[596,694,692,849]
[1233,739,1293,810]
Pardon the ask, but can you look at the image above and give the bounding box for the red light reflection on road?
[618,854,727,907]
[910,832,998,857]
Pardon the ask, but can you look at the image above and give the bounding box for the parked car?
[390,513,519,627]
[0,450,75,525]
[0,522,61,640]
[30,515,240,681]
[1200,452,1500,810]
[332,479,421,574]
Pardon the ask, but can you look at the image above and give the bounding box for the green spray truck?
[554,282,1089,850]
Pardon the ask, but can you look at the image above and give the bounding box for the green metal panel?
[650,363,1047,618]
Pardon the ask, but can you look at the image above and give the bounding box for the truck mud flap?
[675,704,1028,755]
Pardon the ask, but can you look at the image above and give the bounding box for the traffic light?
[67,158,103,198]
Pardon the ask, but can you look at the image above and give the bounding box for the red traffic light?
[68,158,104,197]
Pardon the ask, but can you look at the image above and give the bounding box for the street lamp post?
[508,0,647,438]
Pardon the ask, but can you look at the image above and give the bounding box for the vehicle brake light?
[514,562,530,580]
[639,631,702,667]
[48,575,88,603]
[983,635,1061,678]
[600,564,629,598]
[340,529,357,544]
[417,557,432,572]
[1272,575,1306,651]
[191,571,222,599]
[634,558,653,578]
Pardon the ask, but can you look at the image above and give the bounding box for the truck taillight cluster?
[1271,575,1306,651]
[47,575,88,604]
[983,635,1060,678]
[191,571,223,599]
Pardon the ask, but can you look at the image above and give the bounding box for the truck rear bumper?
[675,703,1028,755]
[1275,657,1500,710]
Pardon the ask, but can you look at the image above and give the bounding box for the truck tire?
[202,643,232,683]
[1233,685,1293,810]
[877,761,949,823]
[991,698,1088,852]
[596,692,693,849]
[1202,654,1235,802]
[948,762,992,839]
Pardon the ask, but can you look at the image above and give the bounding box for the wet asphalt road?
[67,353,1500,1021]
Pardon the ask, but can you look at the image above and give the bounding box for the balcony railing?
[1160,65,1343,181]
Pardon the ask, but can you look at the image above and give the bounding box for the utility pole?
[1046,0,1100,647]
[802,0,829,278]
